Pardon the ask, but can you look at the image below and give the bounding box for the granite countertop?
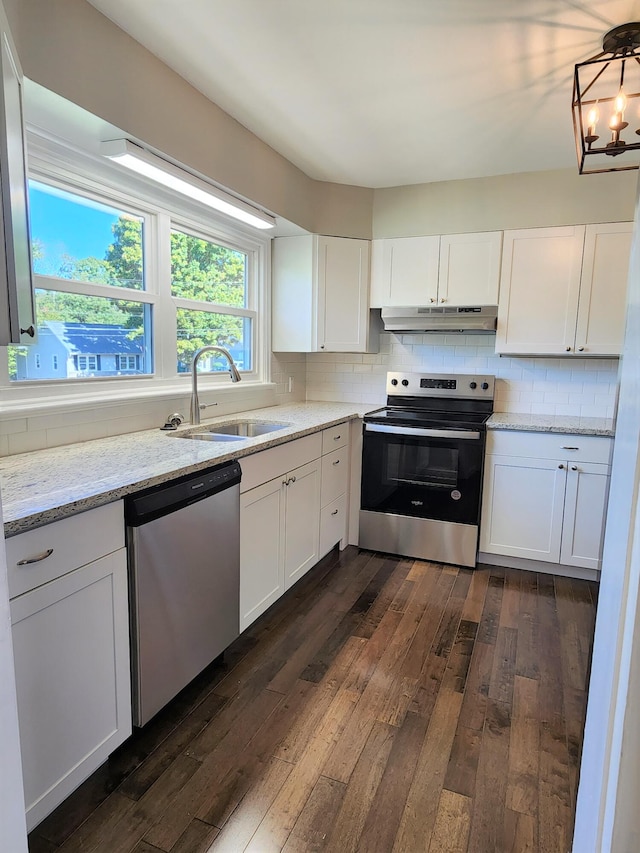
[0,402,368,536]
[487,412,615,437]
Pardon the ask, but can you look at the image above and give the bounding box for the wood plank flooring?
[27,547,598,853]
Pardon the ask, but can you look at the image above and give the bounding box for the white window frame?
[0,133,272,414]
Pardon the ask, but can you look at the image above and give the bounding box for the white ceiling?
[86,0,640,188]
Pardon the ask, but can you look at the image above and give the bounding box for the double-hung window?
[3,136,269,401]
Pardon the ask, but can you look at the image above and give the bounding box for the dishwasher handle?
[125,460,242,526]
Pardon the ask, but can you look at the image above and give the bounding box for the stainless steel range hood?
[381,305,497,333]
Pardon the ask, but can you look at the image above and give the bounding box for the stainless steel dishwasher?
[125,460,241,726]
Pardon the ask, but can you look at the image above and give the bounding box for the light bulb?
[615,91,627,114]
[587,106,599,127]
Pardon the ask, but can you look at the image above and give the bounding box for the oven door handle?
[364,423,481,441]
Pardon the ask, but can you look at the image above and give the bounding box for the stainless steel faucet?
[190,345,242,424]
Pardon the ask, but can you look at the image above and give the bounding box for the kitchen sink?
[173,420,291,441]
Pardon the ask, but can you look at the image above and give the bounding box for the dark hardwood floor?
[27,547,598,853]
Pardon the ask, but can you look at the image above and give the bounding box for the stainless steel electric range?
[360,371,495,568]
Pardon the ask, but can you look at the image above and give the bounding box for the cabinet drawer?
[240,433,322,493]
[322,422,348,454]
[486,430,613,464]
[6,502,125,600]
[319,494,347,558]
[321,447,348,507]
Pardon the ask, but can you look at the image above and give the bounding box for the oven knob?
[469,381,477,389]
[481,382,489,390]
[402,379,409,387]
[390,378,398,386]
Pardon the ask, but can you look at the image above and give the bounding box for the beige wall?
[373,168,638,237]
[4,0,373,238]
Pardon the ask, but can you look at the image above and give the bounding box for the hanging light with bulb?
[573,23,640,174]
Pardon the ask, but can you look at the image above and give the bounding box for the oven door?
[361,423,485,525]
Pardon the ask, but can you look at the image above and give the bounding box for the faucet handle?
[160,412,185,431]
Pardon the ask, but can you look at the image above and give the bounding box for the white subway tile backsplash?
[304,332,618,419]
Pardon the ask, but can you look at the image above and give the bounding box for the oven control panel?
[386,372,495,400]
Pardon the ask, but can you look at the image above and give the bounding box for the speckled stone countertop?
[0,402,368,536]
[487,412,615,437]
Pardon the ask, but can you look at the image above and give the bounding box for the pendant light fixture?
[573,22,640,174]
[101,139,276,229]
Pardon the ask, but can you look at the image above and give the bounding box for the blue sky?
[29,181,133,275]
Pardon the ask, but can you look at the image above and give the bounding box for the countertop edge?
[486,416,615,438]
[2,408,363,537]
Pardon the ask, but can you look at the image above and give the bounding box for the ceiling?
[86,0,640,188]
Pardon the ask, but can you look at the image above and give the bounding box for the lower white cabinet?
[240,423,350,631]
[6,503,131,831]
[480,431,612,572]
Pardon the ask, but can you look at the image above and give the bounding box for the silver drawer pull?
[331,509,339,516]
[17,548,54,566]
[333,459,340,466]
[562,446,579,450]
[334,434,341,441]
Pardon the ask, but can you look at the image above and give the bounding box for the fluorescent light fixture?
[101,139,276,229]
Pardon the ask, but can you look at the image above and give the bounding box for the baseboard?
[477,551,600,582]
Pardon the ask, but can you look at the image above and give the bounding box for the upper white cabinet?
[370,231,501,308]
[0,2,36,346]
[370,236,439,306]
[272,235,378,353]
[496,223,632,356]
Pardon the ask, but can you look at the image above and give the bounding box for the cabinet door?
[560,462,610,570]
[11,550,131,831]
[438,232,502,306]
[0,5,36,346]
[284,459,320,589]
[240,477,285,631]
[371,236,439,306]
[480,454,566,562]
[575,222,632,356]
[496,226,584,355]
[318,236,370,352]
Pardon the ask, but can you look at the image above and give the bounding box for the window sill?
[0,378,277,421]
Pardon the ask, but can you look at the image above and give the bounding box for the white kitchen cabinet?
[575,222,632,356]
[496,223,632,356]
[240,458,320,630]
[370,236,439,307]
[0,1,36,345]
[480,431,612,571]
[240,476,285,631]
[370,231,501,308]
[7,503,130,831]
[437,231,502,306]
[239,423,350,631]
[272,235,378,353]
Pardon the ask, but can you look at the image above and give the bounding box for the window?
[8,182,152,382]
[3,138,268,401]
[118,355,138,371]
[171,229,253,373]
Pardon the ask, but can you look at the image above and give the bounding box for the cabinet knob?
[571,465,578,471]
[20,325,35,338]
[320,345,325,349]
[334,435,341,441]
[565,346,572,352]
[333,459,340,465]
[283,479,289,486]
[440,298,446,303]
[558,464,565,469]
[331,509,339,516]
[578,347,585,352]
[290,476,296,483]
[430,298,436,304]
